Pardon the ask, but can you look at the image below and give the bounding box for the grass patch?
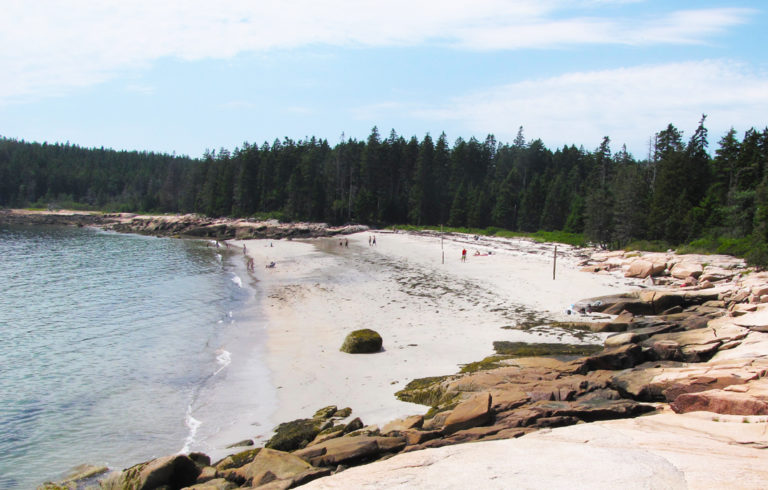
[459,355,511,373]
[459,342,603,374]
[493,341,602,357]
[623,240,672,253]
[677,236,752,256]
[249,211,287,222]
[395,375,459,407]
[676,235,768,268]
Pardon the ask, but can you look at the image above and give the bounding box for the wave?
[231,274,242,288]
[214,349,231,375]
[180,405,202,454]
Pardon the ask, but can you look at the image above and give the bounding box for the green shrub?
[623,240,671,253]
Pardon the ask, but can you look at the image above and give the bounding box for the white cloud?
[0,1,754,101]
[411,60,768,155]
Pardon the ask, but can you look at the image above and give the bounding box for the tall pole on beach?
[441,224,444,264]
[553,245,558,280]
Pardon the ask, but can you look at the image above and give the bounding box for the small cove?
[0,225,275,489]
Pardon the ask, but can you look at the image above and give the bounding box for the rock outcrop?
[100,454,201,490]
[1,209,367,240]
[300,413,768,489]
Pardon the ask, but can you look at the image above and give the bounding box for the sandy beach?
[222,231,640,450]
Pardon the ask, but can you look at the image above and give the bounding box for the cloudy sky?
[2,0,767,158]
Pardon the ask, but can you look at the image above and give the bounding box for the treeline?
[2,118,768,262]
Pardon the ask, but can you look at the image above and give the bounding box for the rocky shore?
[37,234,768,489]
[0,209,367,240]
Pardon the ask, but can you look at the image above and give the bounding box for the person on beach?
[243,244,247,255]
[372,235,377,246]
[247,257,255,272]
[461,248,467,262]
[369,236,372,246]
[345,239,349,248]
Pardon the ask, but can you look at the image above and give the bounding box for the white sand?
[229,231,638,445]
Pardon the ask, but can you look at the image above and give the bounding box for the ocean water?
[0,225,275,489]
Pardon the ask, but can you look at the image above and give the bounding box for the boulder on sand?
[340,329,383,353]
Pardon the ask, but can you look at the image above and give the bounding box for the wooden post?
[553,245,558,280]
[441,224,444,264]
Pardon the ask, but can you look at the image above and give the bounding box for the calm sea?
[0,225,275,489]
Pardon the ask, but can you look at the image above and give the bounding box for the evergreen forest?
[2,117,768,264]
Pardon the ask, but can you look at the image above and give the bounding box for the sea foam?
[231,274,242,288]
[214,349,231,375]
[180,406,202,454]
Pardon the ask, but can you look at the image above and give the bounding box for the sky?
[1,0,767,159]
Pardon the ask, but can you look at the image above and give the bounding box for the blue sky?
[2,0,767,159]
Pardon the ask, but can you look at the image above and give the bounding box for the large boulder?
[214,448,262,471]
[101,454,201,490]
[381,415,424,434]
[624,260,665,279]
[294,435,406,467]
[671,388,768,415]
[443,392,493,434]
[340,329,383,353]
[579,343,645,372]
[226,448,326,487]
[266,418,324,451]
[670,262,703,280]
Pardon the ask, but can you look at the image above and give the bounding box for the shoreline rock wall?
[0,209,368,240]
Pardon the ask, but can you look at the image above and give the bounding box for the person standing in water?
[461,248,467,262]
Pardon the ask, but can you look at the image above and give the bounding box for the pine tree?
[448,183,468,227]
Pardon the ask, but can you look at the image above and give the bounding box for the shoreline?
[183,246,279,463]
[21,212,768,488]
